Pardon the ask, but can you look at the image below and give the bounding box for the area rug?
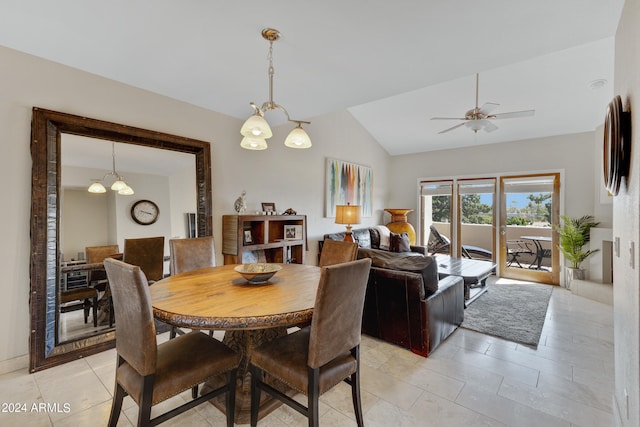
[461,280,553,347]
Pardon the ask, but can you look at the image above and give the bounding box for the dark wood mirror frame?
[30,107,212,372]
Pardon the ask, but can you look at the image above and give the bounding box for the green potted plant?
[555,215,600,284]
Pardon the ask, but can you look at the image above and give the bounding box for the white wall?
[386,132,611,240]
[0,45,390,363]
[612,1,640,425]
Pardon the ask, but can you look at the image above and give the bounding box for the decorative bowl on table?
[234,263,282,284]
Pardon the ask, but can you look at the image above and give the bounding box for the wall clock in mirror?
[603,95,631,196]
[131,199,159,225]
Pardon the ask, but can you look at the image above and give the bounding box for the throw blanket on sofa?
[357,248,438,294]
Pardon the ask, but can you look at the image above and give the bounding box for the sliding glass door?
[420,180,453,255]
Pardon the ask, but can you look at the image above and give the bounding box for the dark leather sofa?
[322,227,464,357]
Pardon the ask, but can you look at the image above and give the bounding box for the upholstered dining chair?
[85,244,121,289]
[103,258,239,427]
[124,237,165,283]
[250,258,372,427]
[318,239,358,268]
[168,236,217,339]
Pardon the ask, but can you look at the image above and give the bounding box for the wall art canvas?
[325,158,373,217]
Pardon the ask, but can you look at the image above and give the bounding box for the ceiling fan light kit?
[240,28,312,150]
[432,73,535,134]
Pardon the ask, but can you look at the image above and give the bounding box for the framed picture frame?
[284,224,303,240]
[261,202,276,213]
[243,229,253,244]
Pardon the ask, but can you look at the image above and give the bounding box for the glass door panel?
[499,174,560,284]
[420,180,453,255]
[457,178,496,261]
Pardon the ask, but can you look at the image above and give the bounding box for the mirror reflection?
[59,135,196,342]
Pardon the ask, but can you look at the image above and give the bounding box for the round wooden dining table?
[149,263,321,423]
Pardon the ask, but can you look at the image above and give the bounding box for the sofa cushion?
[357,249,438,295]
[389,232,411,253]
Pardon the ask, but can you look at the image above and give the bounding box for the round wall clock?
[603,95,630,196]
[131,200,159,225]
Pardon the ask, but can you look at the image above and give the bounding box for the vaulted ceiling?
[0,1,624,155]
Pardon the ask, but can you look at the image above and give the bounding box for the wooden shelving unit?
[222,214,307,265]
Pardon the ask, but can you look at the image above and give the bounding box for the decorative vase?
[384,208,416,245]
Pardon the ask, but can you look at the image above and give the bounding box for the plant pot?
[564,267,585,289]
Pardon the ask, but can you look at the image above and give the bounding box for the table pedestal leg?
[201,328,298,424]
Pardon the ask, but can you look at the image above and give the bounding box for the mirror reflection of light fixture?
[240,28,312,150]
[334,203,361,242]
[87,142,134,195]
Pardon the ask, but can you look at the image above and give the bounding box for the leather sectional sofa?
[322,227,464,356]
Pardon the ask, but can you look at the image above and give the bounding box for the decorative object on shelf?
[87,142,134,195]
[603,95,631,196]
[130,200,159,225]
[284,225,303,240]
[325,158,372,217]
[385,208,417,245]
[243,230,253,244]
[234,263,282,284]
[283,208,297,215]
[240,28,311,150]
[234,190,247,213]
[335,203,361,242]
[261,202,276,213]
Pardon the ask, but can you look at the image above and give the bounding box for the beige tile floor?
[0,279,614,426]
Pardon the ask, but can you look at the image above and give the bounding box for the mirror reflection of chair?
[123,237,165,283]
[168,236,217,339]
[249,258,372,427]
[59,287,99,327]
[318,239,359,268]
[103,258,240,427]
[86,245,121,327]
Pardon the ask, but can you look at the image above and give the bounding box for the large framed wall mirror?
[30,108,212,372]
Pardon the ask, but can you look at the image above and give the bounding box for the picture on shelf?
[243,229,253,244]
[262,202,276,213]
[284,224,303,240]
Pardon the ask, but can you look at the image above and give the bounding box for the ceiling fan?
[431,73,535,134]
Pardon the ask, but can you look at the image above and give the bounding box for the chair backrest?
[318,239,358,268]
[103,258,157,376]
[169,236,216,275]
[308,258,372,369]
[86,244,121,285]
[124,237,165,282]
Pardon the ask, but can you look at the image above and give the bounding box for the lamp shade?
[118,185,135,195]
[88,182,107,193]
[240,136,268,150]
[335,204,361,225]
[240,114,273,139]
[284,125,312,149]
[111,179,128,192]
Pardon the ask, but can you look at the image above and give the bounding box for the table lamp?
[335,203,361,242]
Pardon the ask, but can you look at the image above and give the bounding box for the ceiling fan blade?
[431,117,466,121]
[483,121,499,132]
[491,109,535,119]
[438,122,466,134]
[479,102,500,115]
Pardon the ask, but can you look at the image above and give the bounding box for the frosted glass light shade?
[284,126,312,149]
[88,182,107,193]
[111,179,128,191]
[118,185,134,195]
[240,137,268,150]
[240,115,273,139]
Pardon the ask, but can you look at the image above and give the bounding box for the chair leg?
[92,296,98,327]
[107,382,126,427]
[137,375,154,427]
[191,385,198,399]
[250,366,261,427]
[170,326,177,339]
[307,367,320,427]
[351,370,364,427]
[226,369,238,427]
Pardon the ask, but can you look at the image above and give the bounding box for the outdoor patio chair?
[428,225,493,260]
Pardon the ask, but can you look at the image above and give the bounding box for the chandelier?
[240,28,312,150]
[87,142,134,195]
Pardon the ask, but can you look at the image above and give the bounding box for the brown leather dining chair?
[103,258,240,427]
[124,237,165,283]
[250,258,372,427]
[168,236,217,339]
[318,239,358,267]
[85,244,121,288]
